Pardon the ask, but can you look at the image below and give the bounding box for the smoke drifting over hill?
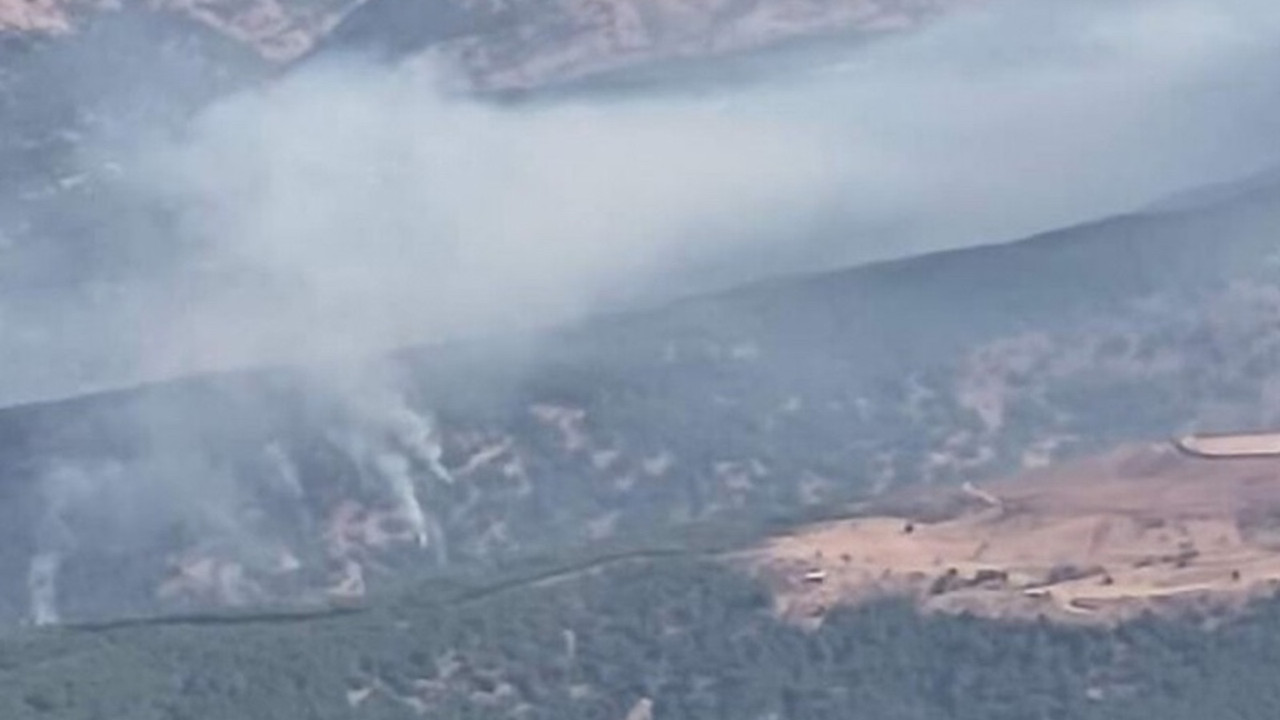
[6,0,1280,405]
[4,0,1280,628]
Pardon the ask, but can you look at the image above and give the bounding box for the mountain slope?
[0,0,363,60]
[0,0,976,74]
[311,0,976,89]
[1,171,1279,625]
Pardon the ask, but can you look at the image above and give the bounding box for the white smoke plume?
[22,443,272,622]
[362,388,454,563]
[320,372,453,565]
[373,452,429,548]
[382,395,454,486]
[6,0,1280,406]
[27,462,96,625]
[27,552,62,627]
[264,441,305,500]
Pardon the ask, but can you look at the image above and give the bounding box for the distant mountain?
[0,0,969,210]
[0,0,974,78]
[0,10,272,411]
[0,0,979,410]
[0,0,361,60]
[310,0,975,90]
[0,168,1278,625]
[0,0,975,202]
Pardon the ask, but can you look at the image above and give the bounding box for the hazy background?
[5,0,1280,407]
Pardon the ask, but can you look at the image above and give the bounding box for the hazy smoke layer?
[6,0,1280,405]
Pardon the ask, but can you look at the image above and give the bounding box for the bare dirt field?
[746,442,1280,626]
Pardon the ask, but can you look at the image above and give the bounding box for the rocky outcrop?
[0,0,360,59]
[1,0,978,80]
[319,0,979,89]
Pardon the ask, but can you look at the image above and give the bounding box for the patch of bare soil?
[745,442,1280,626]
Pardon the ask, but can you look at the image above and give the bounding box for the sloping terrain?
[317,0,975,90]
[0,172,1279,625]
[753,443,1280,625]
[0,0,976,250]
[0,0,975,74]
[0,0,364,59]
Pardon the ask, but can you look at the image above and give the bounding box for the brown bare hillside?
[1,0,980,72]
[747,443,1280,626]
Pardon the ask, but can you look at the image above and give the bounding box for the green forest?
[4,548,1280,720]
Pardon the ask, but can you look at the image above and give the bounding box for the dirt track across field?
[747,443,1280,625]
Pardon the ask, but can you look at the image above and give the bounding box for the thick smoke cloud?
[116,59,834,382]
[6,0,1280,406]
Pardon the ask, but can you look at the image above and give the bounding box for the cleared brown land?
[746,443,1280,625]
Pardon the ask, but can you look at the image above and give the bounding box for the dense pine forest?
[3,543,1280,720]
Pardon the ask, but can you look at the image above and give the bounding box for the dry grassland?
[747,443,1280,625]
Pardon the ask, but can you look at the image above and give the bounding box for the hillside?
[313,0,976,90]
[1,170,1279,625]
[0,0,973,75]
[0,0,357,59]
[4,2,1280,716]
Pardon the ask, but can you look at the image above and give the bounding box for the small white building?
[1175,432,1280,458]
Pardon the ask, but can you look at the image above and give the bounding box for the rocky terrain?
[0,0,355,59]
[0,0,977,216]
[0,0,974,78]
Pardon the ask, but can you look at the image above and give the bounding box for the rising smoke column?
[384,397,454,486]
[263,441,305,500]
[261,439,317,540]
[378,395,452,566]
[27,462,96,626]
[27,552,62,626]
[372,451,428,548]
[328,385,453,567]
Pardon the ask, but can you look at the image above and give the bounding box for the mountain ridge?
[1,166,1278,626]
